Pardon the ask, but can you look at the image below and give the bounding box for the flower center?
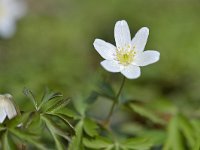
[116,47,136,66]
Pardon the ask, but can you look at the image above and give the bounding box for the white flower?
[0,0,26,38]
[0,94,18,123]
[93,20,160,79]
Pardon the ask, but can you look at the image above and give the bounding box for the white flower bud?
[0,94,18,123]
[0,0,27,38]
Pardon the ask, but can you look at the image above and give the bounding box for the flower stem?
[105,76,126,125]
[116,76,126,100]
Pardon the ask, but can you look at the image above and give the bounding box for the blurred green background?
[0,0,200,112]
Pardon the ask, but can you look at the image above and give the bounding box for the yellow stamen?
[116,47,136,66]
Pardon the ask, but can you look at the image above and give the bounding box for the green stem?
[116,76,126,100]
[105,76,126,124]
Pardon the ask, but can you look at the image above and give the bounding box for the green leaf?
[2,131,12,150]
[83,137,113,149]
[56,107,80,119]
[129,104,165,124]
[139,130,166,146]
[23,88,38,110]
[53,134,65,150]
[42,115,71,150]
[121,137,153,150]
[68,120,84,150]
[23,112,42,132]
[191,120,200,150]
[120,122,145,136]
[83,118,98,137]
[9,128,46,150]
[193,137,200,150]
[73,97,88,116]
[46,113,74,130]
[163,115,184,150]
[178,114,195,147]
[194,139,200,150]
[46,98,70,113]
[38,88,63,110]
[41,115,70,141]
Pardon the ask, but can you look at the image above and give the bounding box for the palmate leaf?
[129,104,165,124]
[73,97,88,116]
[55,107,80,119]
[42,115,71,150]
[23,87,63,111]
[46,98,70,113]
[38,88,63,110]
[9,128,46,150]
[83,118,98,137]
[46,113,74,131]
[22,112,43,133]
[41,115,71,141]
[120,137,153,150]
[68,120,84,150]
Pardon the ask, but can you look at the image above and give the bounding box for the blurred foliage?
[0,0,200,106]
[0,85,199,149]
[0,0,200,149]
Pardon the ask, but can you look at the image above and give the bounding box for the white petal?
[93,39,116,60]
[0,19,16,39]
[121,65,141,79]
[101,60,121,72]
[1,0,26,20]
[12,0,27,19]
[0,107,6,123]
[134,50,160,66]
[4,99,17,119]
[114,20,131,49]
[132,27,149,52]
